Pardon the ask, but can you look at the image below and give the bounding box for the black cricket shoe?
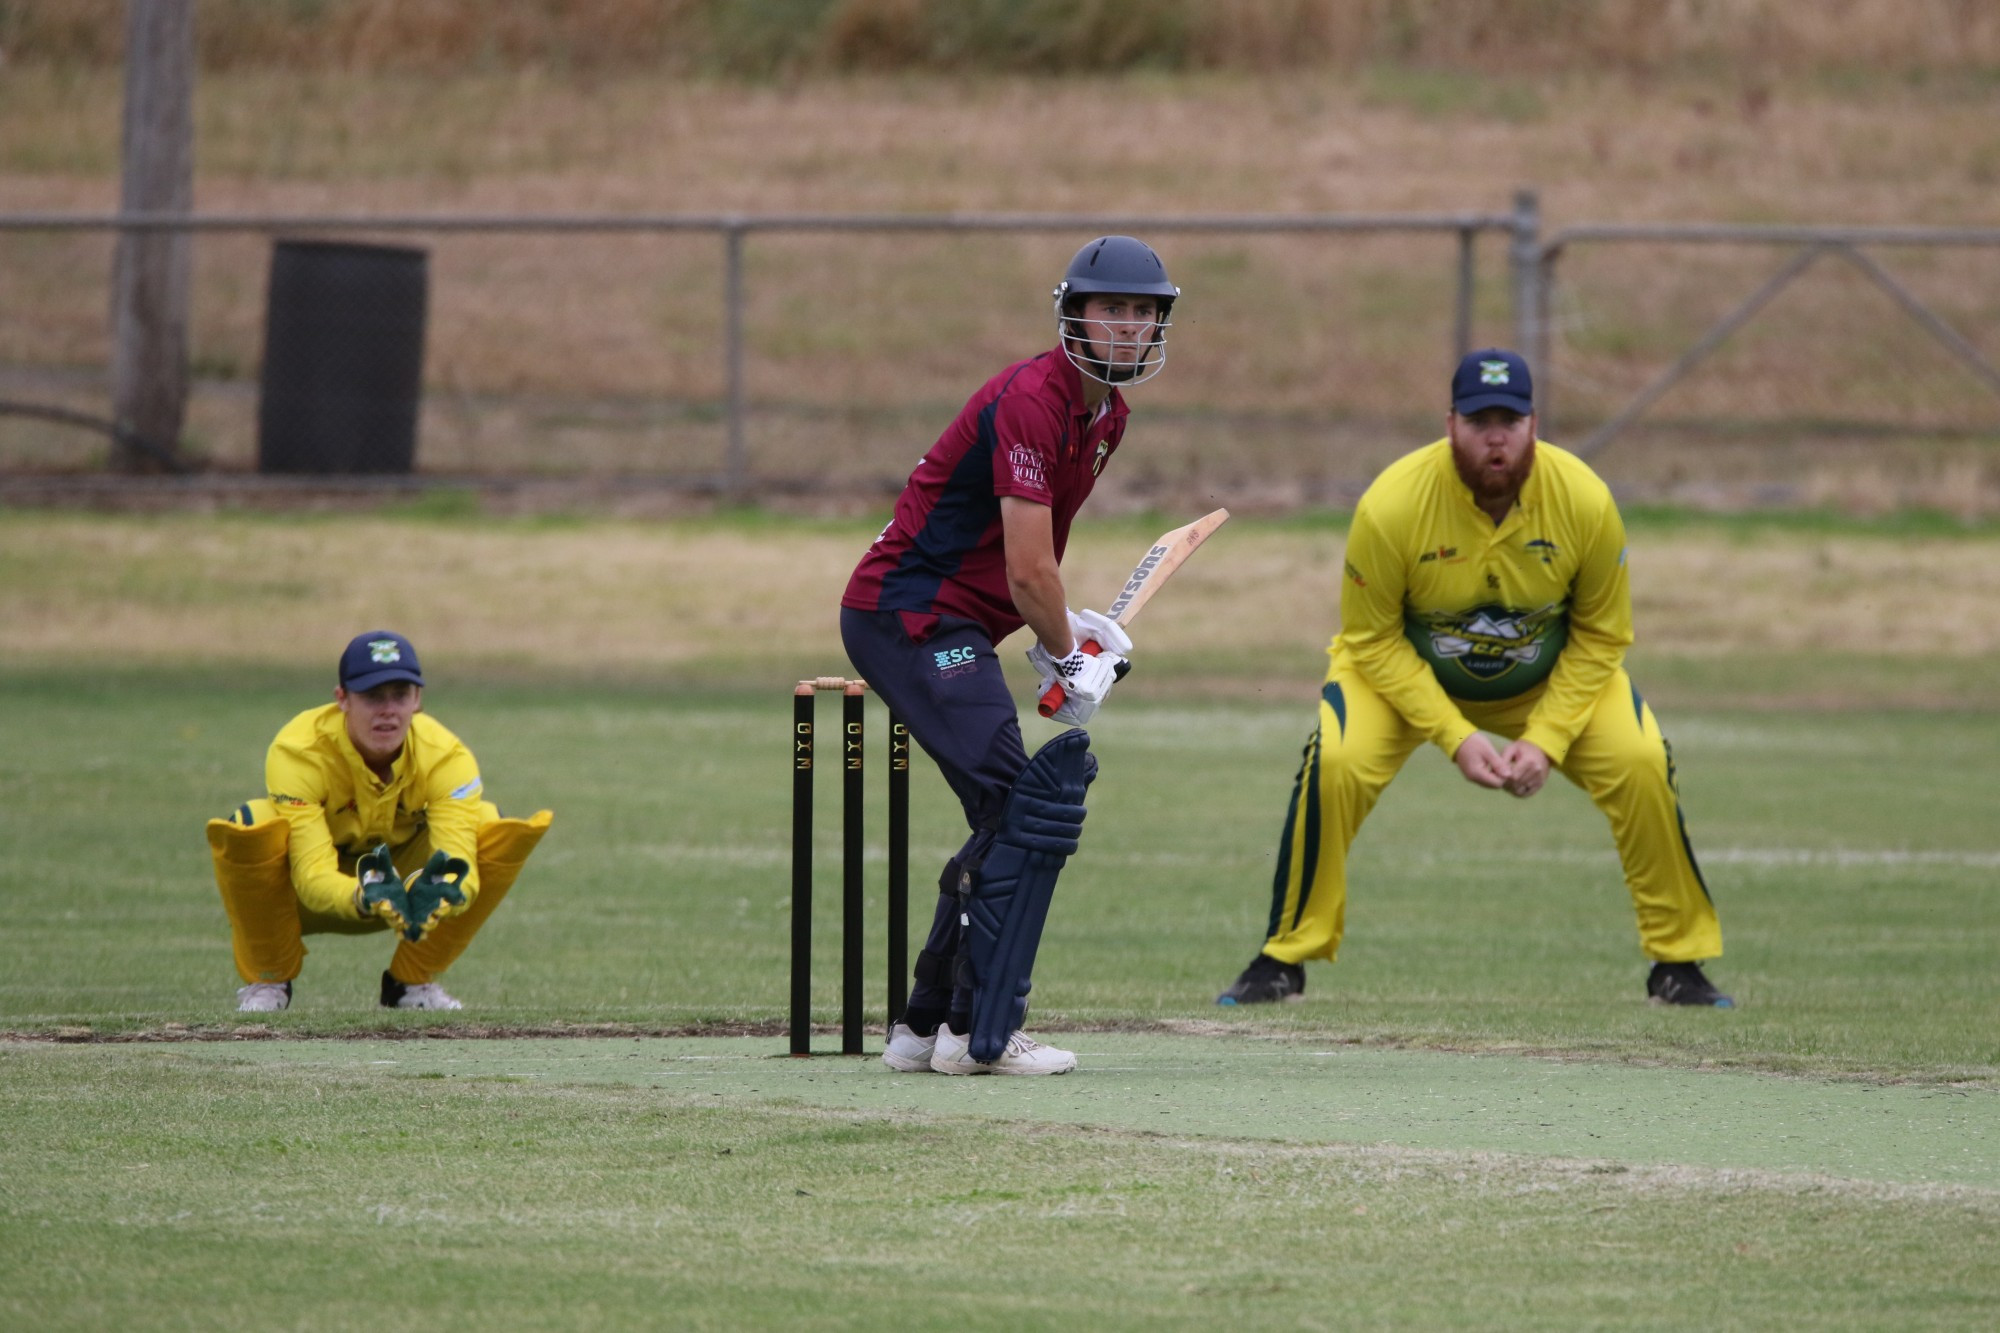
[1216,953,1306,1006]
[1647,961,1735,1008]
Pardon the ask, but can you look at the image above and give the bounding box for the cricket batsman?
[1218,349,1734,1008]
[205,630,552,1012]
[841,236,1180,1074]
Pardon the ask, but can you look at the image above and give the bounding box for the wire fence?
[0,208,1515,502]
[5,198,2000,512]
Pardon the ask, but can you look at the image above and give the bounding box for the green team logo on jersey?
[1404,602,1568,701]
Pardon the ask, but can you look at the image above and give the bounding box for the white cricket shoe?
[930,1023,1076,1076]
[882,1022,937,1072]
[391,983,462,1011]
[380,973,463,1011]
[236,981,291,1013]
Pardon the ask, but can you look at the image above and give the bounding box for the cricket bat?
[1037,507,1230,718]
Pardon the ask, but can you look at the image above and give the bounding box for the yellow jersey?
[265,705,485,918]
[1335,438,1633,764]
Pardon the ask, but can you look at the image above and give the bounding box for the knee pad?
[475,809,553,895]
[964,728,1095,1063]
[207,809,289,868]
[207,810,299,985]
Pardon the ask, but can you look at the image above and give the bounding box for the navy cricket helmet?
[1052,235,1179,387]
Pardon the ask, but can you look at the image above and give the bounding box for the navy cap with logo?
[338,630,424,692]
[1451,348,1534,416]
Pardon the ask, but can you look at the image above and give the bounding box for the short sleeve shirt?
[842,347,1127,643]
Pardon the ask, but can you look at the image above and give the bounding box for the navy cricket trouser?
[840,606,1027,1021]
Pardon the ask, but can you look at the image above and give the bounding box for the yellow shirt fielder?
[1335,434,1631,765]
[205,630,552,1013]
[1218,349,1730,1010]
[265,705,486,919]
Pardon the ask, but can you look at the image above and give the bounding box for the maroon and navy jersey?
[843,347,1127,644]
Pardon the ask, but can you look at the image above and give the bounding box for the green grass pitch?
[4,670,1998,1328]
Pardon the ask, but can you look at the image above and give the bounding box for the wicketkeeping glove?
[400,851,470,942]
[353,843,414,935]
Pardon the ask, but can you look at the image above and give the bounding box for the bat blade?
[1037,507,1229,718]
[1102,507,1231,627]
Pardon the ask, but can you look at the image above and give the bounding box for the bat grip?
[1037,638,1101,718]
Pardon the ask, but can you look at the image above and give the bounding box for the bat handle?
[1037,638,1102,718]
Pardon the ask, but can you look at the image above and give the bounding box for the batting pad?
[391,808,553,986]
[965,730,1094,1063]
[207,815,303,985]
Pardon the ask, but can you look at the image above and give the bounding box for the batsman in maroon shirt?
[841,236,1180,1076]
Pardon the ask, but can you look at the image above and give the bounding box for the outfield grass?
[4,673,1996,1080]
[5,514,1999,1328]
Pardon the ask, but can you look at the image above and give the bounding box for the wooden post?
[110,0,195,472]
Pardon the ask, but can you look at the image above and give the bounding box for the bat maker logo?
[1105,543,1169,618]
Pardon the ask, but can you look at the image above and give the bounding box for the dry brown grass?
[4,515,1997,684]
[3,23,1999,508]
[13,1,2000,75]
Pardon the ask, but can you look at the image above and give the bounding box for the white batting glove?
[1069,608,1133,658]
[1024,644,1120,726]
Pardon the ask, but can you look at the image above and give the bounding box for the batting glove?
[1069,607,1133,658]
[401,851,470,942]
[353,843,414,935]
[1026,643,1123,725]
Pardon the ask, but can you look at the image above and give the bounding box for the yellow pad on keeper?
[207,811,287,862]
[207,813,301,985]
[389,809,553,986]
[478,808,554,873]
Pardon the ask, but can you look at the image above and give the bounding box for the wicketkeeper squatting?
[206,630,552,1012]
[1220,349,1731,1009]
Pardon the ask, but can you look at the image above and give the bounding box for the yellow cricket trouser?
[1259,665,1721,966]
[207,800,552,986]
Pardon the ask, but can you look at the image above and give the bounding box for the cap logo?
[1479,360,1512,385]
[368,639,402,664]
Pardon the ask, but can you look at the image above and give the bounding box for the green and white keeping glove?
[401,851,470,942]
[353,843,414,935]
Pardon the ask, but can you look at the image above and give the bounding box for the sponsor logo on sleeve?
[1343,560,1366,587]
[1006,443,1047,490]
[450,776,483,801]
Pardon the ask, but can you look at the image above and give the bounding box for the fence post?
[109,0,194,473]
[1454,226,1476,359]
[723,224,747,497]
[1508,187,1546,424]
